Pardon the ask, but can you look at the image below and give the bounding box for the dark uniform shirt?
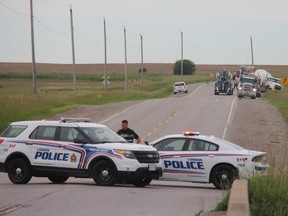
[117,128,139,143]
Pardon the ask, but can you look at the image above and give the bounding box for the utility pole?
[250,36,254,66]
[104,17,108,91]
[181,31,183,81]
[70,5,76,96]
[124,27,128,91]
[140,34,144,88]
[30,0,36,94]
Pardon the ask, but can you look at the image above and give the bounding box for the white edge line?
[222,97,237,139]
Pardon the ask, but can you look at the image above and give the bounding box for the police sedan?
[149,132,268,189]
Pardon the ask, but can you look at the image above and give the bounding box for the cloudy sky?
[0,0,287,65]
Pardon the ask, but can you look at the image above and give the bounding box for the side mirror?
[144,141,149,145]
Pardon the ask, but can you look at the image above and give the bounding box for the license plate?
[148,164,157,171]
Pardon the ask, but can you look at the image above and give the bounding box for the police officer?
[117,120,141,144]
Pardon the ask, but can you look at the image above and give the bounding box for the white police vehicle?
[0,118,162,187]
[148,131,268,189]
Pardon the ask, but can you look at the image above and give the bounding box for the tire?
[48,176,69,184]
[210,165,237,189]
[132,178,152,187]
[91,161,116,186]
[251,97,256,99]
[7,158,32,184]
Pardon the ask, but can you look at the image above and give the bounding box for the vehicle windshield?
[241,77,256,84]
[175,82,185,86]
[269,78,280,83]
[79,127,127,144]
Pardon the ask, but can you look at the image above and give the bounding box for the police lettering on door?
[35,149,69,161]
[163,158,204,170]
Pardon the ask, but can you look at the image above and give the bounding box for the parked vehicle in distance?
[148,131,268,189]
[0,118,162,187]
[173,81,188,94]
[214,69,233,95]
[237,75,258,99]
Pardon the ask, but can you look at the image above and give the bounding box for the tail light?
[253,155,268,165]
[0,139,5,144]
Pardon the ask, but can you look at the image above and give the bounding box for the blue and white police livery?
[149,131,268,189]
[0,118,162,187]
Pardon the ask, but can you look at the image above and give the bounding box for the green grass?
[264,88,288,123]
[249,174,288,216]
[0,72,210,132]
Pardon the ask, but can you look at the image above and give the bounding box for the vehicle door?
[29,125,59,168]
[181,139,219,182]
[56,126,90,169]
[153,138,188,181]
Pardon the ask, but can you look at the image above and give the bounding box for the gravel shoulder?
[225,95,288,166]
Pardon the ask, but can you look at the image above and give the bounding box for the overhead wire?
[34,16,69,34]
[0,0,29,16]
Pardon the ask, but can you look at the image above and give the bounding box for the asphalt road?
[0,82,238,216]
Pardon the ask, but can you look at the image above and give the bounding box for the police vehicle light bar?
[60,118,91,123]
[183,131,200,136]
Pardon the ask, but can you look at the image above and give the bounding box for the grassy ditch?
[0,72,210,132]
[248,88,288,216]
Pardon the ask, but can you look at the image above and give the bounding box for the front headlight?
[253,88,256,92]
[114,149,136,159]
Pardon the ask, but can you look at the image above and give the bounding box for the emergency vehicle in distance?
[148,131,268,189]
[0,118,162,187]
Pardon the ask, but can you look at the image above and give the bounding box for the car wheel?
[91,160,116,186]
[48,176,69,184]
[131,178,152,187]
[7,158,32,184]
[211,165,237,189]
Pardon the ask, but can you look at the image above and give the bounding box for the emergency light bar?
[60,118,91,123]
[183,131,200,136]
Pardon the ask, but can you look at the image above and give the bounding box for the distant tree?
[138,68,147,73]
[173,59,196,75]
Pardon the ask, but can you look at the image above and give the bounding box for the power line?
[74,29,103,42]
[73,7,102,21]
[34,16,69,34]
[0,1,29,16]
[40,0,69,9]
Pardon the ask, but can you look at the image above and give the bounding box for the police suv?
[0,118,162,187]
[149,131,268,189]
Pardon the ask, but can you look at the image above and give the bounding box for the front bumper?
[238,90,256,97]
[117,167,162,181]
